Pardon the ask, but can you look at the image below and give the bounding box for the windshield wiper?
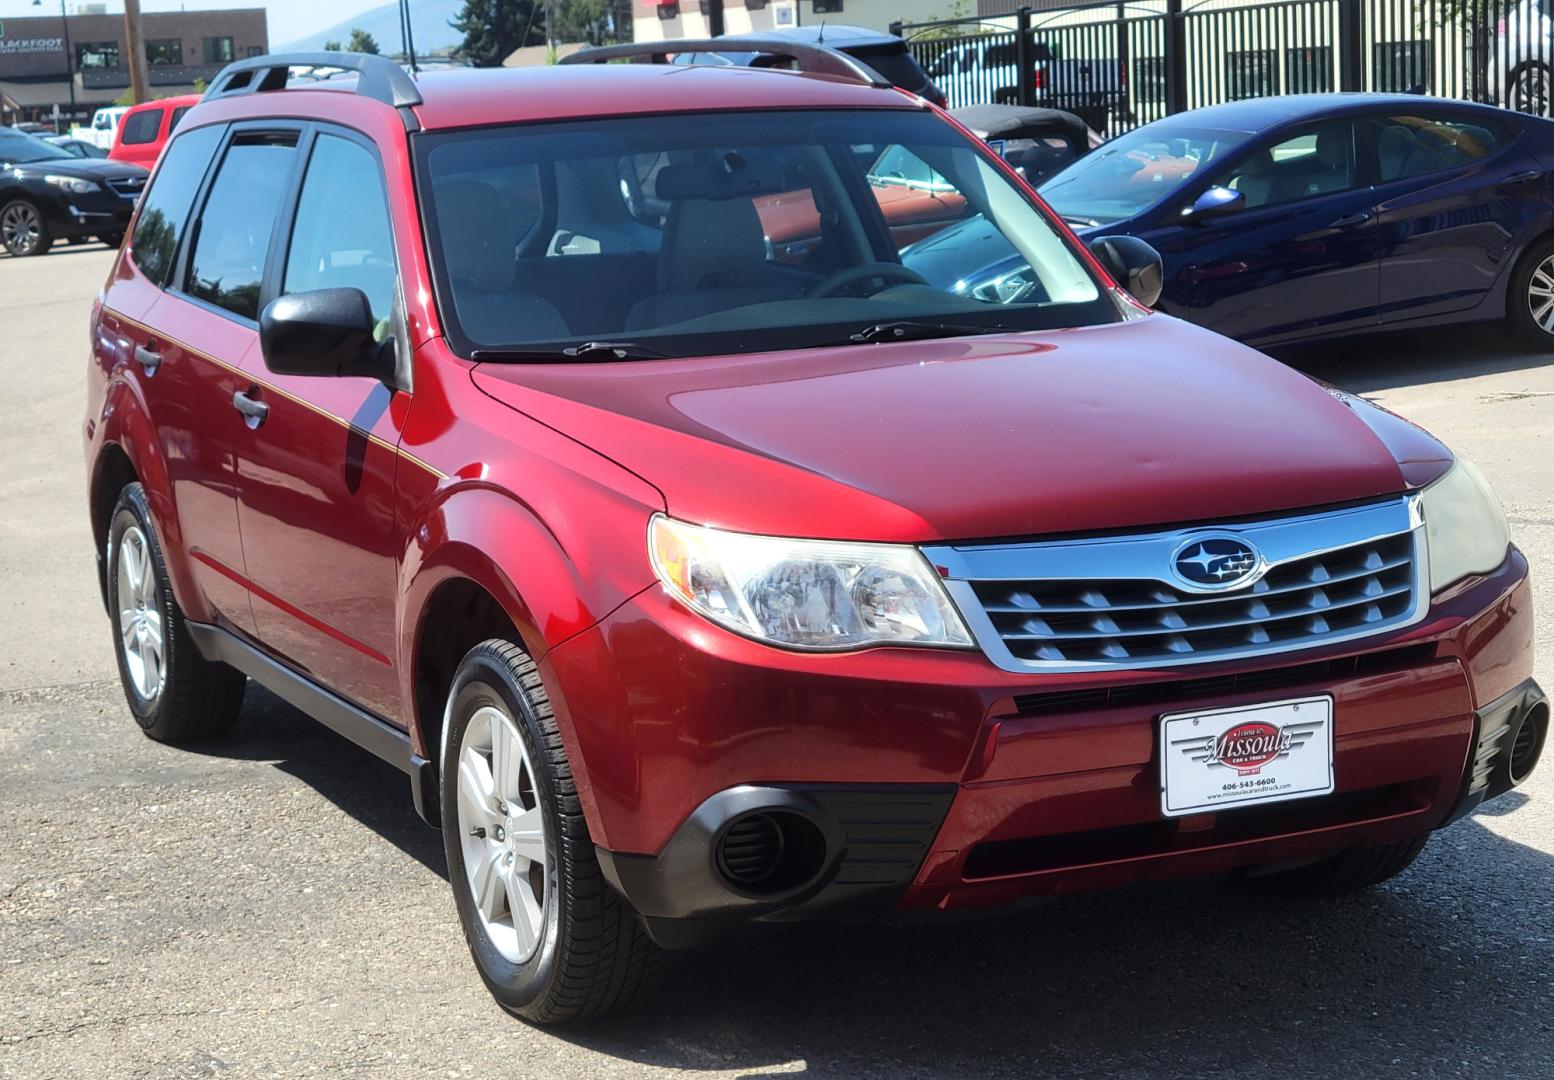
[469,340,668,362]
[847,320,1004,344]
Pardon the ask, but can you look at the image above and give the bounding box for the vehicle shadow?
[1271,324,1554,394]
[215,687,1554,1077]
[213,683,447,878]
[561,807,1554,1078]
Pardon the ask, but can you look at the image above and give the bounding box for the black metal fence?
[896,0,1554,135]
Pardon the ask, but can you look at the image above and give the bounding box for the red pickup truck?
[85,53,1543,1024]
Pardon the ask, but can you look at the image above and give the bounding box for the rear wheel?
[1510,62,1553,117]
[1506,236,1554,348]
[0,199,49,257]
[441,639,660,1024]
[107,483,246,743]
[1247,834,1430,897]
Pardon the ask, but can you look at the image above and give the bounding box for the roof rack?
[203,52,423,110]
[558,38,893,90]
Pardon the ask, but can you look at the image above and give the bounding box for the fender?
[398,479,661,836]
[90,374,210,624]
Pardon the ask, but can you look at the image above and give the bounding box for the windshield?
[0,133,75,165]
[1039,124,1249,225]
[415,109,1111,360]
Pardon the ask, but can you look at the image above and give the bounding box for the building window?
[246,46,264,59]
[1285,46,1332,94]
[1373,41,1432,93]
[1226,49,1276,100]
[145,39,183,66]
[76,41,120,70]
[812,0,844,12]
[203,37,235,65]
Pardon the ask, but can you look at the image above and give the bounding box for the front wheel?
[441,639,660,1024]
[1510,63,1553,117]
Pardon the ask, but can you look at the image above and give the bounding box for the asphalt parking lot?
[1,246,1551,1079]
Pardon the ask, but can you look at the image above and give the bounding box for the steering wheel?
[810,262,930,299]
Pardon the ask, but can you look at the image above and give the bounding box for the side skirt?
[185,621,441,829]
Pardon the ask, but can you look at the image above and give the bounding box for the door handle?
[133,344,161,375]
[1501,169,1542,188]
[232,388,269,428]
[1327,210,1373,229]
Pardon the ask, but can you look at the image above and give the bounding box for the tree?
[323,40,342,51]
[347,28,381,55]
[551,0,633,46]
[451,0,546,67]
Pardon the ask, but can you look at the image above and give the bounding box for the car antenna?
[817,21,826,42]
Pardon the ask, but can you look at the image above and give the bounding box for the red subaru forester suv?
[85,53,1544,1023]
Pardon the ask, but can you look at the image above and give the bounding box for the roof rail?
[202,52,423,110]
[558,38,893,90]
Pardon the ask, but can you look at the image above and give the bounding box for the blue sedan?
[906,94,1554,347]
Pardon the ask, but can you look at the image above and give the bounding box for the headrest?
[434,179,514,292]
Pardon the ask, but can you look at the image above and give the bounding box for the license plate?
[1159,696,1334,817]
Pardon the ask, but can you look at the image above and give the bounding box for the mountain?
[280,0,466,57]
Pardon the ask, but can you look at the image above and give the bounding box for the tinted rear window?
[848,44,929,92]
[128,124,224,287]
[122,109,163,146]
[187,132,299,320]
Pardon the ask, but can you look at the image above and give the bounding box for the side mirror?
[1089,234,1164,308]
[259,288,392,381]
[1182,185,1244,224]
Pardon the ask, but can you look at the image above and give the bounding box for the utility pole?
[707,0,725,37]
[122,0,149,104]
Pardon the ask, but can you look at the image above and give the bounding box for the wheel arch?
[399,483,654,838]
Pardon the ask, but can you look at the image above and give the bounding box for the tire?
[97,232,125,249]
[0,198,50,257]
[1510,62,1552,118]
[1247,833,1430,897]
[106,483,246,743]
[1506,234,1554,348]
[441,639,660,1024]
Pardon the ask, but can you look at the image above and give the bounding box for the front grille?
[106,177,145,198]
[926,498,1423,672]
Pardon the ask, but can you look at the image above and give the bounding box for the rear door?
[1365,111,1542,323]
[1141,118,1380,344]
[111,121,261,636]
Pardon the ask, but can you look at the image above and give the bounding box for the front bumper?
[48,188,134,239]
[544,548,1537,939]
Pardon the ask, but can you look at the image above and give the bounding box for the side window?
[1375,114,1507,183]
[128,124,224,288]
[120,109,163,146]
[282,134,398,332]
[864,144,972,252]
[1218,121,1357,210]
[186,132,299,320]
[169,106,191,133]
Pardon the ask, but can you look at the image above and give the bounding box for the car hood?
[470,314,1448,543]
[9,157,147,180]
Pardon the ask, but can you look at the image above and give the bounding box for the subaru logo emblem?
[1171,535,1262,590]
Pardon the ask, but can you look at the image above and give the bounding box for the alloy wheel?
[1528,256,1554,334]
[1513,66,1552,117]
[116,525,165,702]
[456,705,548,964]
[0,202,41,255]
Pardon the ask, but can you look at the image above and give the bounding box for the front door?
[230,128,407,721]
[1142,119,1381,345]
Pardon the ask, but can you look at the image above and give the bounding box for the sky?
[3,2,389,51]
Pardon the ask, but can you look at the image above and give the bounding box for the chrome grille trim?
[924,497,1427,673]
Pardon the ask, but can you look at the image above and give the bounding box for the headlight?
[648,515,973,651]
[1420,457,1510,592]
[44,174,100,195]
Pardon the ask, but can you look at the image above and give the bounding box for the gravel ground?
[1,247,1550,1079]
